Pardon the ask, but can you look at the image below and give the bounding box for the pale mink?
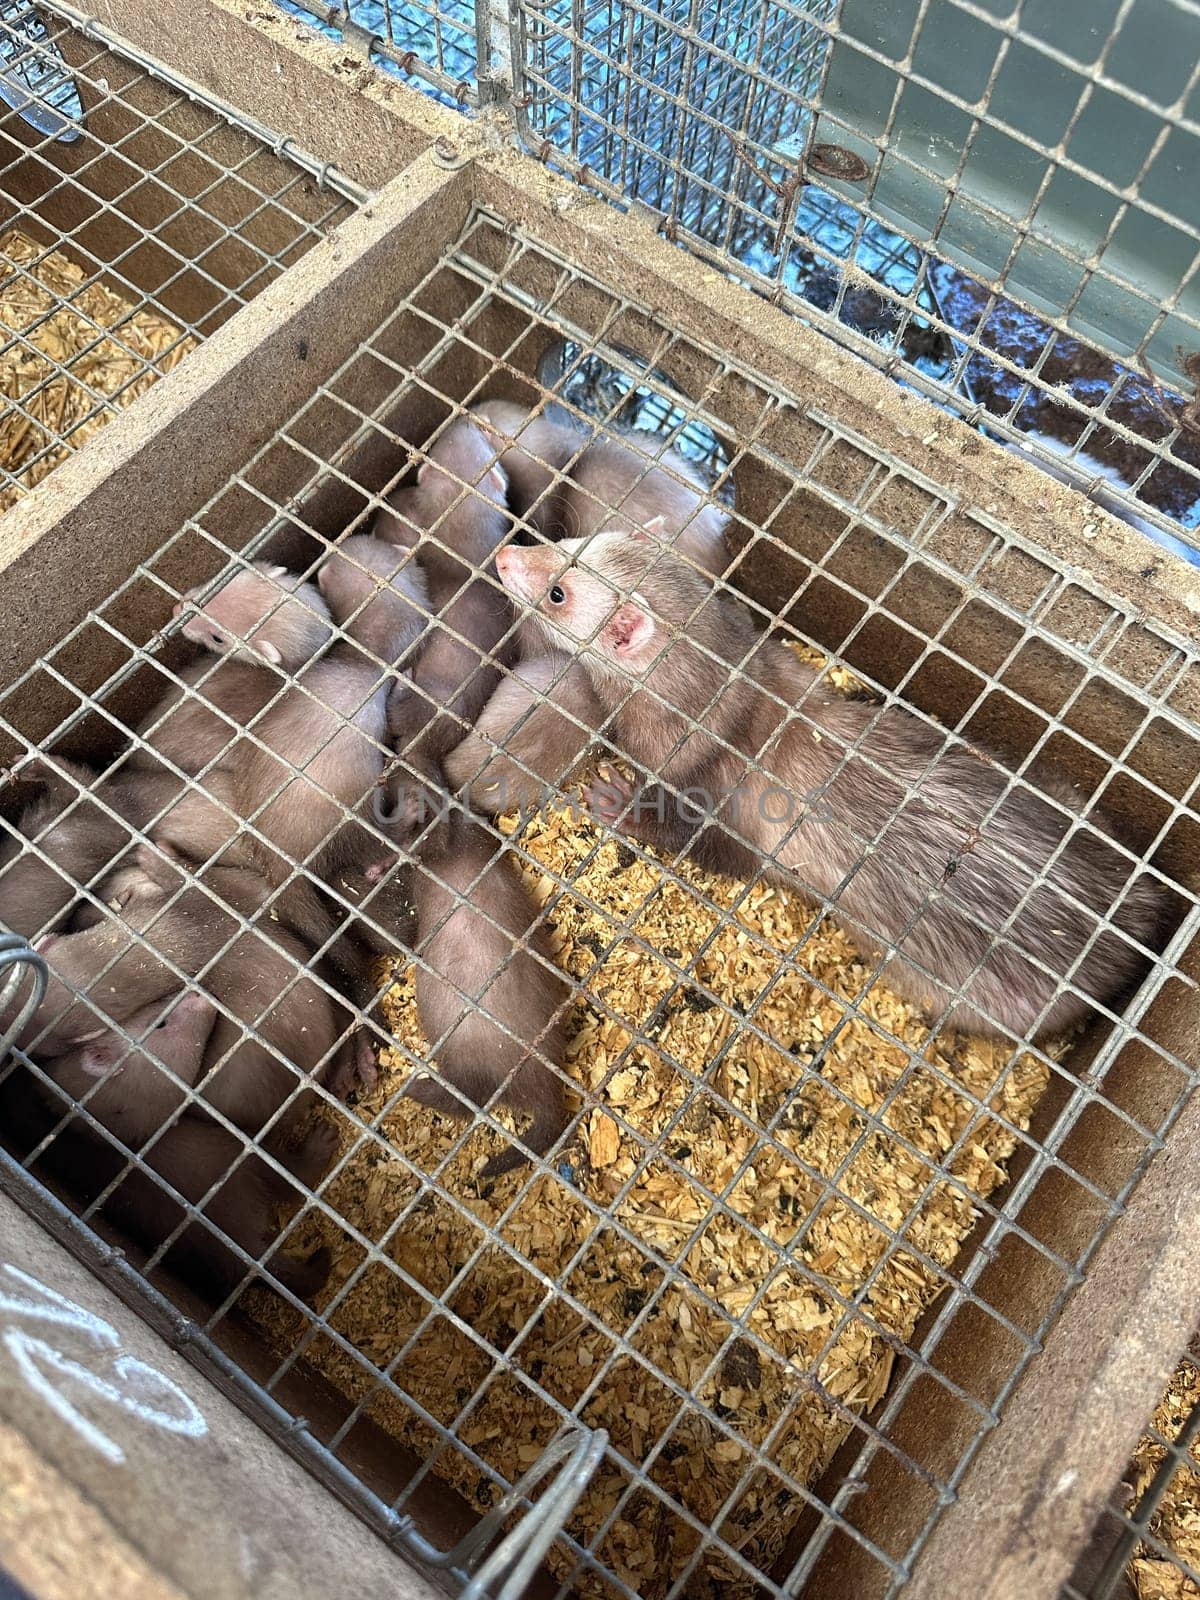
[472,398,588,533]
[473,399,729,576]
[442,650,605,814]
[316,533,429,666]
[20,845,344,1137]
[495,531,1168,1041]
[139,559,391,883]
[373,416,517,790]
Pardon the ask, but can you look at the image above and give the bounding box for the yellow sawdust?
[0,228,195,512]
[250,785,1050,1597]
[1128,1356,1200,1599]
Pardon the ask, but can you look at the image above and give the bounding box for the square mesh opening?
[0,206,1196,1599]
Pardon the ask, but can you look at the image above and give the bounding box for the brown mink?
[19,846,343,1136]
[376,682,572,1176]
[138,560,390,885]
[442,650,604,815]
[27,986,335,1300]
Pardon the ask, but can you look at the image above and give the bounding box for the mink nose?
[495,547,512,573]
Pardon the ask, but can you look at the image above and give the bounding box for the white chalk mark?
[0,1263,120,1347]
[0,1263,208,1462]
[5,1330,129,1462]
[110,1354,208,1440]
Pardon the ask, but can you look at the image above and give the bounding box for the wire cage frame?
[0,195,1196,1599]
[265,0,1200,566]
[0,0,362,512]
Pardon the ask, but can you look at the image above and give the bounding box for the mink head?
[78,993,216,1078]
[494,526,699,676]
[174,561,332,670]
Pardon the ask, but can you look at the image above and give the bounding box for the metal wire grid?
[0,206,1196,1598]
[514,0,836,256]
[1062,1342,1200,1600]
[272,0,479,106]
[505,0,1200,560]
[0,0,361,507]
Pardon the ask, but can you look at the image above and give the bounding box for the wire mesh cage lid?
[1,170,1195,1600]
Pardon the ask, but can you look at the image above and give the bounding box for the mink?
[495,530,1168,1040]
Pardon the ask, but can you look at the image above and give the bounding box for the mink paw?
[586,765,635,832]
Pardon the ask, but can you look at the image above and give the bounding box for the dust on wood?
[250,639,1052,1595]
[0,229,195,512]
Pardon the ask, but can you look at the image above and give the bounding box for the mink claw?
[586,767,634,831]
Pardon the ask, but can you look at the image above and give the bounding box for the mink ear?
[260,639,283,666]
[79,1044,114,1079]
[629,516,665,544]
[486,462,508,496]
[417,460,432,485]
[606,601,655,659]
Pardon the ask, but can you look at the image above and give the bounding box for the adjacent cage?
[0,0,360,511]
[507,0,1200,562]
[269,0,1200,560]
[1,183,1197,1599]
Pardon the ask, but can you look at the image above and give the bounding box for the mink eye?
[211,631,223,646]
[548,584,566,606]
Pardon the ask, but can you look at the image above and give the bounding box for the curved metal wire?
[0,933,47,1059]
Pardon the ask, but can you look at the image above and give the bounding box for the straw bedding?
[1124,1356,1200,1599]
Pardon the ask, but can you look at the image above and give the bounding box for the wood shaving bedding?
[0,228,195,512]
[250,734,1051,1596]
[1125,1356,1200,1598]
